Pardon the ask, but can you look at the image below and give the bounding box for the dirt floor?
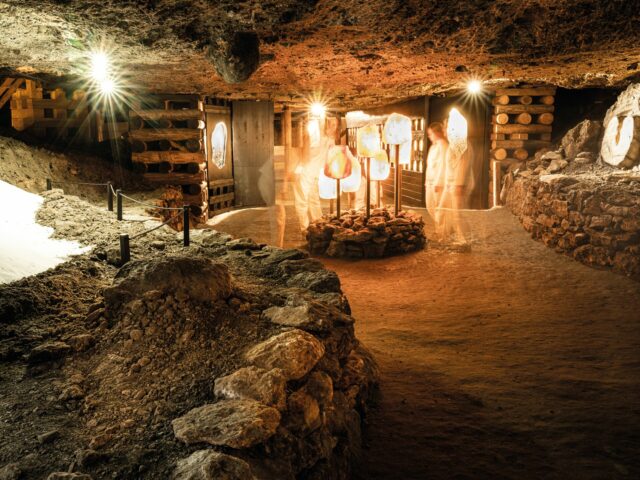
[212,205,640,480]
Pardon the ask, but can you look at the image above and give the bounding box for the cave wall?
[505,174,640,280]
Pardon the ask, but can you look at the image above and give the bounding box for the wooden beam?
[129,128,200,141]
[494,104,554,114]
[143,171,205,184]
[129,109,201,121]
[132,151,204,164]
[0,78,25,109]
[493,124,552,134]
[495,87,557,96]
[491,139,551,149]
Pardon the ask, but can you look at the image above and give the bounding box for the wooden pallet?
[129,96,208,223]
[10,81,93,142]
[208,178,235,215]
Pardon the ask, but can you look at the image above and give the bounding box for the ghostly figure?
[440,108,474,243]
[293,118,335,234]
[424,122,448,236]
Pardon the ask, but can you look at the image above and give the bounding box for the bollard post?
[183,206,190,247]
[119,234,130,264]
[107,182,114,212]
[116,189,123,220]
[46,178,52,191]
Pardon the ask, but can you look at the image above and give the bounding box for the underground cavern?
[1,1,640,479]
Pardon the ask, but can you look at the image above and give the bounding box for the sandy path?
[211,206,640,479]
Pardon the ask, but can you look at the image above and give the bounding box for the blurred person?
[440,134,474,244]
[293,118,335,235]
[424,122,448,237]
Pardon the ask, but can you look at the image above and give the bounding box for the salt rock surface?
[214,366,287,410]
[172,450,256,480]
[0,181,89,284]
[244,329,325,380]
[103,255,232,308]
[172,399,280,449]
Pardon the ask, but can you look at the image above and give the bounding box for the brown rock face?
[171,400,281,449]
[244,330,326,380]
[103,256,232,309]
[172,450,256,480]
[2,1,640,107]
[213,366,287,411]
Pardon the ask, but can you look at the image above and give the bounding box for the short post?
[107,182,114,212]
[116,189,123,220]
[365,157,371,219]
[394,144,401,215]
[377,180,382,208]
[46,178,52,191]
[183,206,190,247]
[492,160,502,207]
[119,234,130,264]
[335,178,341,219]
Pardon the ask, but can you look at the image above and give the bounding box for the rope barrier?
[119,192,186,211]
[49,179,111,187]
[130,214,180,240]
[45,176,191,264]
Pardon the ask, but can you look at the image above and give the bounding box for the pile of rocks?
[38,240,377,479]
[307,207,426,259]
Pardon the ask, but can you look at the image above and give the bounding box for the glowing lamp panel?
[211,122,228,169]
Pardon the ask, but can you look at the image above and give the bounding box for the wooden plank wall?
[231,100,275,207]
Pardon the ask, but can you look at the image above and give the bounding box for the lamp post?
[356,124,381,218]
[383,113,412,215]
[324,145,355,219]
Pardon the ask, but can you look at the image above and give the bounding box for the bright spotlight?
[467,80,482,94]
[310,102,326,118]
[90,51,109,81]
[99,78,115,95]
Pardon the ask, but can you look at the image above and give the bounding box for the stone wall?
[505,170,640,280]
[307,207,426,259]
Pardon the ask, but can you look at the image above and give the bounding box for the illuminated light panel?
[310,102,326,118]
[467,79,482,94]
[90,51,109,81]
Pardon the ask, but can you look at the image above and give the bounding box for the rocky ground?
[0,189,378,479]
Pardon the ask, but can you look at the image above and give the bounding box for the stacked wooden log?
[10,81,93,142]
[491,87,556,162]
[129,99,208,223]
[490,86,556,205]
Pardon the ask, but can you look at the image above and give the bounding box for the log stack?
[129,97,208,223]
[490,86,556,205]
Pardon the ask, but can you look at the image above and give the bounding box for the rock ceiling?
[1,0,639,109]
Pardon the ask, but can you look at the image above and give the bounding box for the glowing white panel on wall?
[447,108,468,160]
[307,119,321,147]
[211,122,227,169]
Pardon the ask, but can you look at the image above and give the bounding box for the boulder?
[104,256,232,309]
[172,450,256,480]
[28,341,71,364]
[245,330,325,380]
[172,400,280,449]
[601,114,640,168]
[547,158,568,173]
[262,299,352,333]
[286,389,322,433]
[287,270,341,293]
[214,367,287,410]
[561,120,602,160]
[0,463,20,480]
